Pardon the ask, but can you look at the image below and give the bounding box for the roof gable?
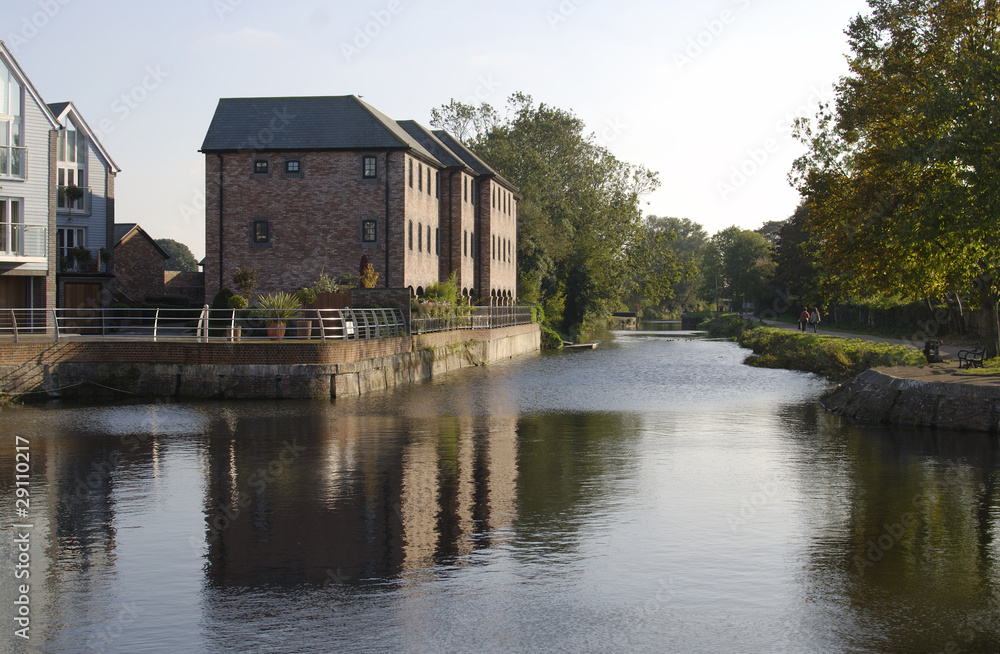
[0,41,60,129]
[200,95,440,164]
[48,101,121,172]
[114,223,169,259]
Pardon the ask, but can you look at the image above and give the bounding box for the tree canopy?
[432,94,670,335]
[156,238,199,272]
[791,0,1000,354]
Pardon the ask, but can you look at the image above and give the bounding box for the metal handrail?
[410,306,533,334]
[0,306,408,343]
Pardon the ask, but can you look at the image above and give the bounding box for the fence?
[409,305,533,334]
[0,307,407,343]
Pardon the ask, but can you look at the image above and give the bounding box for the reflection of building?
[201,407,520,586]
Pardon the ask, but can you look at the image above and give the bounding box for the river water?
[1,329,999,653]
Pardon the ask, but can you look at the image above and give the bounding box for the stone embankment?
[823,366,1000,433]
[0,324,540,402]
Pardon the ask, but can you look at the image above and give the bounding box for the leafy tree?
[156,239,199,272]
[702,226,775,311]
[639,216,708,313]
[432,94,665,336]
[773,205,820,302]
[791,0,1000,355]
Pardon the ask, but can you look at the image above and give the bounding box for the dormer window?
[254,159,268,175]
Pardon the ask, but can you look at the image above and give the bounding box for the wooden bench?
[958,346,986,369]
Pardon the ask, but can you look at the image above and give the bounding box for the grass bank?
[699,316,925,382]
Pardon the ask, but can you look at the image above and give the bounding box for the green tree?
[156,239,199,272]
[791,0,1000,355]
[640,216,708,313]
[432,94,664,336]
[702,226,775,311]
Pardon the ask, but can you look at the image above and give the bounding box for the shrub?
[737,326,925,381]
[232,267,258,299]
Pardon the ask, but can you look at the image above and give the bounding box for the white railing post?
[318,309,326,343]
[197,304,209,343]
[51,309,59,342]
[11,308,18,344]
[153,308,160,342]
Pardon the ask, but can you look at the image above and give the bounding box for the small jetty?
[563,341,599,351]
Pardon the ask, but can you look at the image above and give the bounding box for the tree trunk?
[979,287,1000,359]
[951,292,966,335]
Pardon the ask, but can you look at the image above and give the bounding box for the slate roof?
[47,101,70,117]
[200,95,440,164]
[432,130,516,190]
[396,121,469,170]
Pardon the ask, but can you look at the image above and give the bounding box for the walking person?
[809,307,821,333]
[798,307,810,332]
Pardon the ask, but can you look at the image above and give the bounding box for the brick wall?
[115,232,166,302]
[206,150,401,301]
[164,271,205,305]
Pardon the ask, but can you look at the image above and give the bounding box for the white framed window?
[57,226,86,260]
[57,119,87,211]
[0,60,25,180]
[0,198,22,254]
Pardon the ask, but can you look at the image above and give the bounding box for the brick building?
[200,96,517,304]
[113,223,168,303]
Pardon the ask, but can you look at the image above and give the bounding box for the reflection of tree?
[804,423,1000,652]
[512,412,641,558]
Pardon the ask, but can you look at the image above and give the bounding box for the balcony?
[57,185,92,216]
[59,246,108,274]
[0,146,27,180]
[0,224,47,264]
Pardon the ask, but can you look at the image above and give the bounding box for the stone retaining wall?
[0,323,540,401]
[823,369,1000,433]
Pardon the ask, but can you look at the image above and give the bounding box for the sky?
[5,0,871,260]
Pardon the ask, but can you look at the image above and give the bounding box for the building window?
[464,177,468,203]
[436,172,440,198]
[285,160,299,173]
[418,163,423,192]
[427,168,432,196]
[251,218,271,245]
[408,221,413,250]
[435,228,439,255]
[362,219,377,243]
[470,180,475,205]
[254,159,269,175]
[363,156,377,179]
[408,160,413,188]
[0,61,25,180]
[463,230,467,257]
[417,223,423,252]
[57,225,85,263]
[470,231,475,259]
[427,225,431,255]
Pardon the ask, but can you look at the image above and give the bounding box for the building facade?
[0,43,119,316]
[200,96,517,304]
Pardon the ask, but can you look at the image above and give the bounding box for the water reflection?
[1,337,999,652]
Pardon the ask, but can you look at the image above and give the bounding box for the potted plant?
[227,294,248,340]
[256,292,301,341]
[360,263,379,289]
[294,287,317,338]
[69,244,91,271]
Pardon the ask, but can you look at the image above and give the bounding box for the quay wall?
[0,323,540,401]
[823,368,1000,433]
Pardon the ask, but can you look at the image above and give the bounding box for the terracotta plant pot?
[267,322,286,341]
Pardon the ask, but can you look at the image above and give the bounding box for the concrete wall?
[0,323,539,402]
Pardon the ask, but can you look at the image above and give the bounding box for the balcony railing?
[57,186,92,215]
[0,224,47,262]
[0,146,27,180]
[59,247,108,273]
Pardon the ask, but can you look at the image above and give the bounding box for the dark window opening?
[363,156,377,179]
[362,220,377,242]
